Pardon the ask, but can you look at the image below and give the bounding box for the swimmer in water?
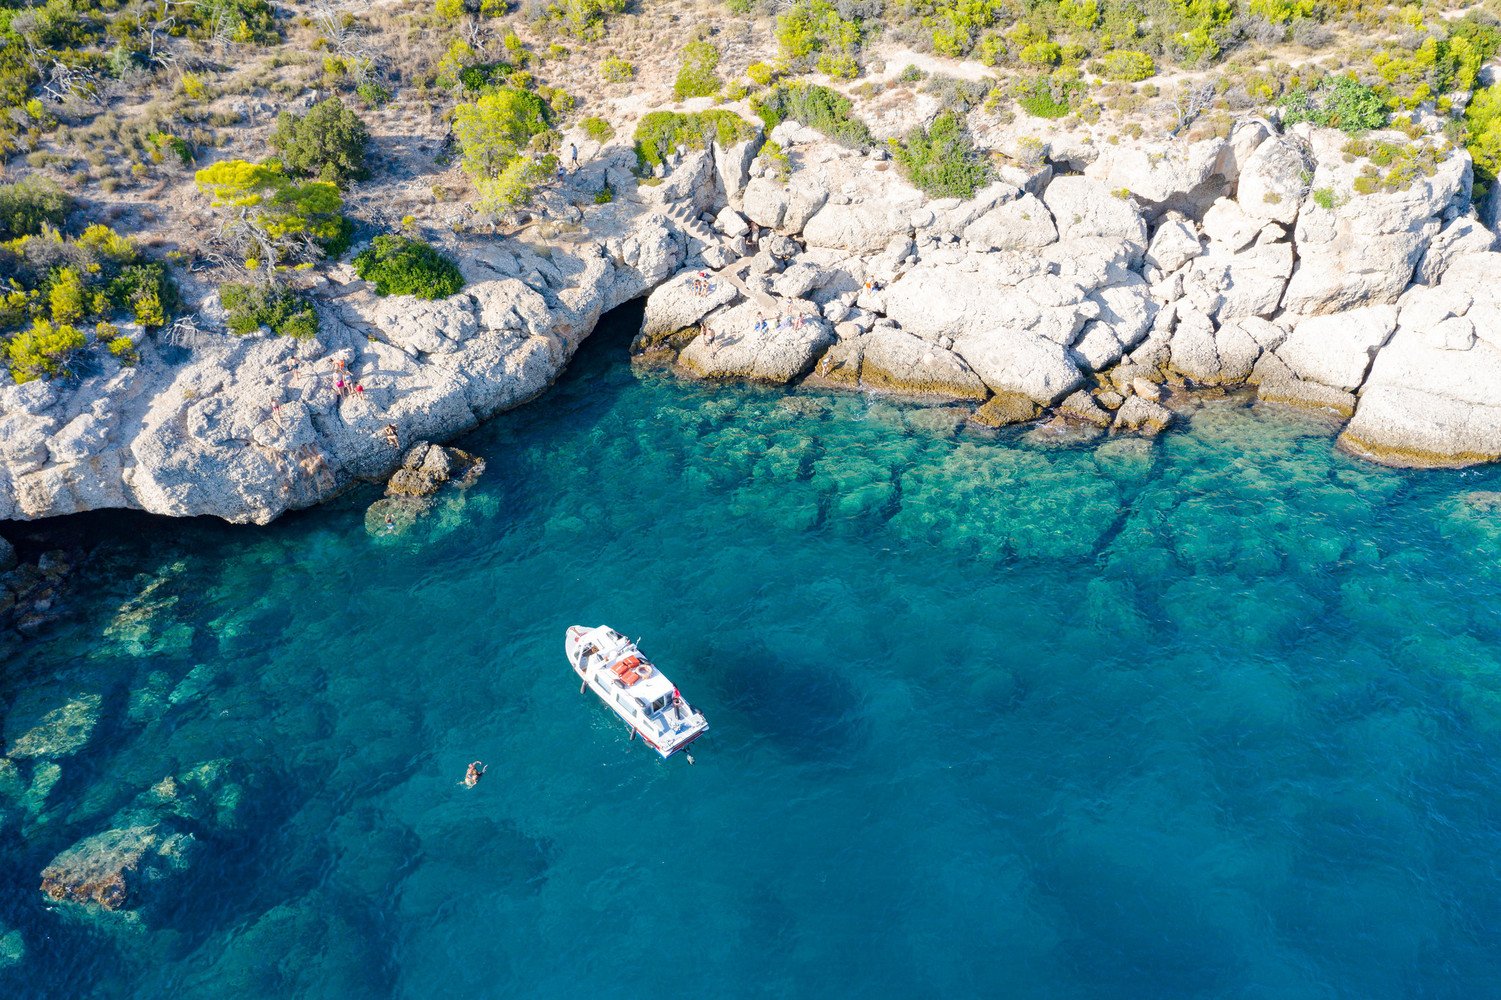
[463,761,488,787]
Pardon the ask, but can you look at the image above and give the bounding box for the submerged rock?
[0,923,23,971]
[40,823,199,911]
[7,693,102,759]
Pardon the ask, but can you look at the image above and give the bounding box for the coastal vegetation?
[353,235,466,299]
[268,97,371,184]
[633,109,757,173]
[889,110,990,197]
[0,212,176,382]
[753,82,872,148]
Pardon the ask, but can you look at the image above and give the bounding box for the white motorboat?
[566,625,709,759]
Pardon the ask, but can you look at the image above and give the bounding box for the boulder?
[0,533,13,573]
[1168,308,1221,383]
[970,392,1041,427]
[1058,390,1114,428]
[1111,395,1174,436]
[1144,215,1203,278]
[1342,323,1501,466]
[1202,198,1261,252]
[714,207,750,238]
[771,262,823,300]
[1083,136,1239,217]
[802,201,913,254]
[1041,176,1149,255]
[1275,305,1397,391]
[1235,136,1313,225]
[1281,134,1469,314]
[1250,351,1358,416]
[1213,317,1273,383]
[953,327,1085,404]
[853,328,989,401]
[1414,217,1497,285]
[679,301,832,383]
[386,443,484,498]
[1073,321,1126,371]
[368,295,477,356]
[639,269,739,338]
[961,193,1058,251]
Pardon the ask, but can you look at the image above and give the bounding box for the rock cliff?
[639,118,1501,470]
[3,118,1500,527]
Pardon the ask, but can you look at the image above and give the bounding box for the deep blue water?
[5,302,1501,998]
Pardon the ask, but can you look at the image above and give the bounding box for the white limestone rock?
[640,270,739,338]
[848,327,989,400]
[961,193,1058,251]
[679,301,831,383]
[952,327,1085,404]
[1073,321,1125,371]
[1235,136,1313,225]
[1202,198,1261,252]
[1042,176,1149,255]
[802,200,914,254]
[1168,308,1221,383]
[1275,305,1398,391]
[1144,216,1202,278]
[1281,131,1469,314]
[1343,324,1501,465]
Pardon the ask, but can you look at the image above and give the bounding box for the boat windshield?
[648,695,671,714]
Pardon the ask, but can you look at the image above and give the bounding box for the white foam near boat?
[566,625,709,760]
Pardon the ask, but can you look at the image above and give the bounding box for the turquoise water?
[6,301,1501,997]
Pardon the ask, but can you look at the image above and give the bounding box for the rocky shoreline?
[1,113,1499,527]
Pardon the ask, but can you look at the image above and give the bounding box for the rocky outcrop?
[39,759,250,914]
[0,144,695,525]
[1341,254,1501,465]
[6,115,1501,527]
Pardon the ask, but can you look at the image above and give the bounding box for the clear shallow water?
[5,302,1501,998]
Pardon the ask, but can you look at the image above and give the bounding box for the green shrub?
[753,83,871,148]
[776,0,864,78]
[6,317,86,383]
[673,40,721,101]
[581,116,614,143]
[269,98,370,183]
[1278,75,1387,134]
[107,334,139,365]
[356,81,392,107]
[1312,187,1335,210]
[600,57,635,83]
[889,111,990,198]
[1019,40,1061,66]
[353,235,465,299]
[1016,74,1080,119]
[593,184,614,204]
[220,283,320,339]
[452,86,554,210]
[0,176,72,239]
[109,263,178,329]
[747,61,775,86]
[543,0,628,41]
[1101,50,1155,82]
[458,61,516,94]
[1465,83,1501,197]
[633,110,757,174]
